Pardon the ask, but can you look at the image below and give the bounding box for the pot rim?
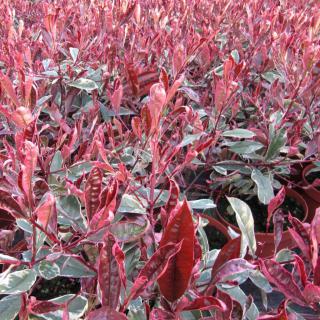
[302,164,320,195]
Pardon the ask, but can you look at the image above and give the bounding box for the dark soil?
[32,277,80,300]
[204,225,228,249]
[218,195,305,233]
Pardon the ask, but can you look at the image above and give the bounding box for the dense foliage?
[0,0,319,319]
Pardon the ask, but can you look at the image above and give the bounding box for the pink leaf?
[88,307,128,320]
[85,167,103,222]
[21,141,38,208]
[267,187,286,230]
[0,71,20,107]
[98,234,121,309]
[261,259,306,306]
[36,193,57,235]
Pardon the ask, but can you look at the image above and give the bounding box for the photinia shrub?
[0,0,319,319]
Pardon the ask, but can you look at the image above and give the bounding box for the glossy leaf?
[21,141,38,207]
[98,234,121,308]
[227,197,256,256]
[36,192,57,235]
[158,200,195,302]
[0,269,37,294]
[251,169,274,205]
[211,237,241,281]
[85,167,103,221]
[0,295,22,320]
[108,220,149,243]
[261,259,306,306]
[129,242,182,301]
[69,78,98,92]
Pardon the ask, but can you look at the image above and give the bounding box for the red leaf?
[293,254,307,288]
[267,187,286,230]
[260,259,306,306]
[125,62,139,96]
[110,79,123,114]
[21,141,38,208]
[0,190,25,219]
[30,300,62,314]
[148,83,166,132]
[160,68,169,92]
[128,242,182,302]
[311,208,320,269]
[211,237,241,281]
[131,116,142,140]
[288,215,311,260]
[158,200,195,302]
[85,167,103,222]
[88,307,128,320]
[178,296,226,312]
[98,234,121,309]
[215,289,233,320]
[173,44,186,78]
[165,73,184,104]
[141,105,152,136]
[214,80,226,113]
[112,242,126,289]
[0,70,20,107]
[90,179,118,230]
[36,193,57,235]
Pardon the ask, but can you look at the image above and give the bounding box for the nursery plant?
[0,0,319,319]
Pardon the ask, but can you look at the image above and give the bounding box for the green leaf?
[56,195,87,232]
[249,270,272,293]
[39,261,60,280]
[251,169,274,205]
[32,294,88,320]
[265,128,287,160]
[231,49,240,64]
[0,295,22,320]
[50,151,63,172]
[69,47,79,63]
[118,194,147,214]
[180,133,203,147]
[228,141,264,154]
[69,78,98,92]
[109,220,149,242]
[57,256,96,278]
[227,197,256,256]
[189,199,216,210]
[222,129,255,139]
[0,269,37,294]
[67,162,93,181]
[0,254,20,264]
